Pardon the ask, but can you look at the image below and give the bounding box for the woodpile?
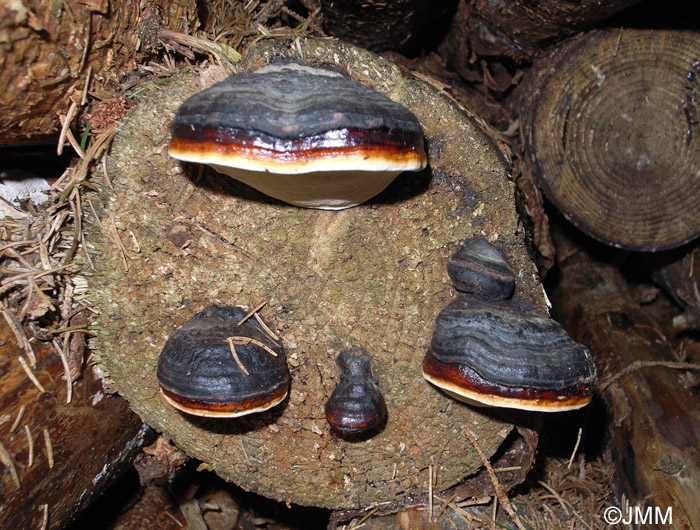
[1,0,698,527]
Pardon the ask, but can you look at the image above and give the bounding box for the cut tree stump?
[517,29,700,251]
[87,37,546,511]
[549,229,700,529]
[0,315,149,529]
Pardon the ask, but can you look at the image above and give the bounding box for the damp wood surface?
[0,316,148,529]
[87,37,546,511]
[549,231,700,529]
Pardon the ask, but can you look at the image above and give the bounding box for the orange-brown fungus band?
[156,306,289,418]
[423,351,593,410]
[423,239,597,412]
[161,382,288,417]
[170,125,426,162]
[167,62,427,207]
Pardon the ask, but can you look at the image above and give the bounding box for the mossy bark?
[88,38,545,510]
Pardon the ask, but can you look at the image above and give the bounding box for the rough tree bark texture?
[0,317,149,529]
[320,0,446,53]
[87,37,546,511]
[549,232,700,529]
[0,0,198,143]
[440,0,642,69]
[517,29,700,252]
[642,244,700,330]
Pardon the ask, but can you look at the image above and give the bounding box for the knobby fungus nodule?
[325,348,387,435]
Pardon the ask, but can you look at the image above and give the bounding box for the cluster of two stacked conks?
[423,238,597,412]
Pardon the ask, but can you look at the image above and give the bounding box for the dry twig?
[463,426,527,530]
[10,405,26,432]
[599,360,700,391]
[2,307,37,367]
[0,439,21,489]
[43,428,54,469]
[18,356,46,393]
[225,338,250,376]
[25,425,34,467]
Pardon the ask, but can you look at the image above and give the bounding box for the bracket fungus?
[90,36,552,508]
[423,239,597,412]
[325,348,387,435]
[156,305,289,418]
[446,237,515,300]
[168,62,428,209]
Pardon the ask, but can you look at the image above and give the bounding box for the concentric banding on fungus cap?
[156,305,289,418]
[422,297,597,412]
[168,62,427,209]
[446,237,515,300]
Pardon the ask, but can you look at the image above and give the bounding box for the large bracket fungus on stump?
[88,38,547,511]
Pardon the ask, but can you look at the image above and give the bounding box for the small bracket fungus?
[156,305,289,417]
[446,237,515,300]
[325,348,387,435]
[169,62,427,209]
[423,239,597,412]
